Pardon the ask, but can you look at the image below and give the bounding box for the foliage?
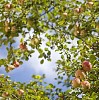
[0,0,99,99]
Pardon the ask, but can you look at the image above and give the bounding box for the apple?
[13,61,20,68]
[82,60,92,71]
[73,24,80,36]
[2,92,9,97]
[17,89,24,96]
[74,8,81,13]
[19,43,27,50]
[7,65,15,71]
[81,81,90,90]
[34,37,40,45]
[86,2,93,8]
[88,2,93,5]
[11,26,16,32]
[74,7,84,14]
[72,78,80,88]
[5,3,12,11]
[31,38,35,46]
[63,12,67,16]
[73,30,80,36]
[80,30,86,37]
[31,37,40,46]
[0,74,4,78]
[4,26,10,33]
[5,21,9,26]
[18,0,24,5]
[75,69,86,80]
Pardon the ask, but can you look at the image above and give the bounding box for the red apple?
[72,78,80,88]
[81,81,90,90]
[17,89,24,96]
[75,69,86,80]
[19,43,27,50]
[2,92,9,97]
[13,61,20,68]
[82,61,92,71]
[5,3,12,11]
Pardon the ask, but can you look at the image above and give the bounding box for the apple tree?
[0,0,99,99]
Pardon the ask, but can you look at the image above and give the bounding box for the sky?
[0,34,78,91]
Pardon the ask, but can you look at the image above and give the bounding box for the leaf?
[40,59,44,64]
[46,41,51,46]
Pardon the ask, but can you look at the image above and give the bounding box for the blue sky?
[0,34,77,87]
[0,33,62,85]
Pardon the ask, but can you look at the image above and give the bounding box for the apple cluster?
[7,60,20,72]
[2,89,24,98]
[72,60,92,90]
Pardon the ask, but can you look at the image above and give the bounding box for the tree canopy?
[0,0,99,99]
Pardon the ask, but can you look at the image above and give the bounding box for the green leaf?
[46,41,51,46]
[40,59,44,64]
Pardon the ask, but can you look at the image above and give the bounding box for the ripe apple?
[73,30,80,36]
[7,65,15,71]
[11,26,16,32]
[2,92,9,97]
[80,30,86,37]
[19,43,27,50]
[74,7,84,14]
[4,26,10,33]
[13,61,20,68]
[75,8,80,13]
[31,37,40,46]
[63,12,68,16]
[82,60,92,71]
[73,24,80,36]
[72,78,80,88]
[17,89,24,96]
[75,69,86,80]
[5,3,12,11]
[81,81,90,90]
